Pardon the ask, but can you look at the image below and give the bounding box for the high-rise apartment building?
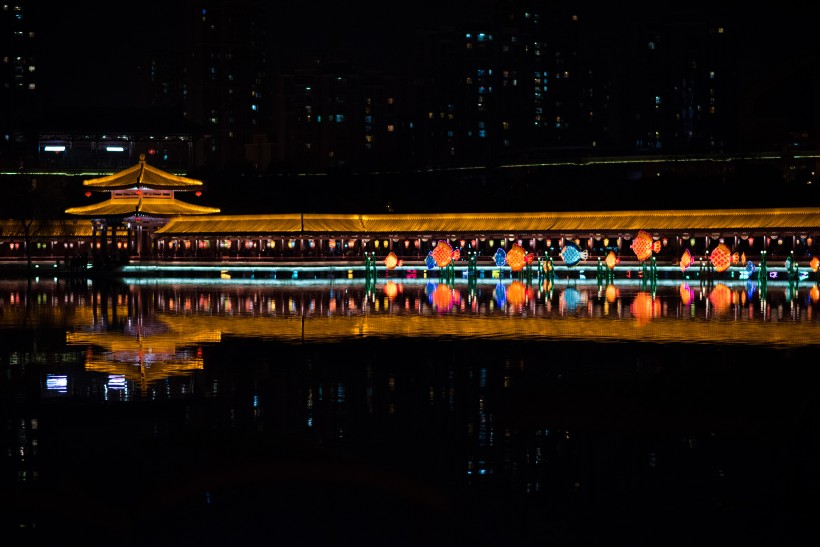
[0,1,39,169]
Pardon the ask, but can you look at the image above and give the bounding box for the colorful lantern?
[506,243,527,272]
[732,252,740,265]
[630,230,661,262]
[679,248,694,272]
[493,248,507,267]
[710,243,732,273]
[559,241,588,267]
[431,241,453,268]
[605,250,618,270]
[383,251,398,270]
[811,256,820,272]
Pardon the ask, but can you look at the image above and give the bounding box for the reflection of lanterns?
[709,284,732,313]
[811,285,820,303]
[506,281,527,307]
[631,292,661,326]
[383,281,399,299]
[432,284,454,312]
[605,284,618,303]
[680,283,694,306]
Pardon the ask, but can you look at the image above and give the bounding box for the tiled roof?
[0,219,93,238]
[83,159,203,190]
[65,197,220,217]
[155,207,820,237]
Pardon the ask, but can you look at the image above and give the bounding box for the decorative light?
[195,191,202,197]
[328,240,336,250]
[404,240,410,248]
[505,243,527,272]
[84,191,92,198]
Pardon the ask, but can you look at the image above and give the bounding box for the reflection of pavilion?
[66,317,221,390]
[64,153,220,260]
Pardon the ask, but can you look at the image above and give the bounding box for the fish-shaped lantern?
[506,243,527,272]
[493,248,507,267]
[679,248,694,272]
[432,240,454,268]
[605,250,618,270]
[746,260,757,276]
[709,243,732,273]
[425,252,437,270]
[559,241,588,267]
[812,256,820,272]
[383,251,398,270]
[630,230,661,262]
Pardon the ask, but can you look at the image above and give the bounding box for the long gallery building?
[2,157,820,266]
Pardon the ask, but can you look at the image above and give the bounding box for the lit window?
[387,124,394,132]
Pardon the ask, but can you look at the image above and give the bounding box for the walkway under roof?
[154,207,820,238]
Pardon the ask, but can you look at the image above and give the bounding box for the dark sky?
[35,1,817,109]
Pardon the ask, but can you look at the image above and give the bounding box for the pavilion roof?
[83,155,203,191]
[154,207,820,237]
[65,197,220,217]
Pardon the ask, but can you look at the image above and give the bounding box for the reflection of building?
[64,154,220,260]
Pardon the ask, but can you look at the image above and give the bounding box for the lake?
[1,276,819,546]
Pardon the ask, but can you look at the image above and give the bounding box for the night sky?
[35,1,817,109]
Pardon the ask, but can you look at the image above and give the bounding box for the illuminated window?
[387,124,394,132]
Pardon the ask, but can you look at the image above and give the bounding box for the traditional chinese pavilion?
[65,154,220,260]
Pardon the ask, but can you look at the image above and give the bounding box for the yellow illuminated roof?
[155,207,820,237]
[0,219,94,238]
[65,197,220,217]
[83,155,203,190]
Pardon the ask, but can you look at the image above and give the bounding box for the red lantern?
[84,191,92,198]
[195,191,202,197]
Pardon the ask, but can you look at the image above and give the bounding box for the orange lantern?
[383,251,398,270]
[679,248,694,272]
[505,243,527,272]
[431,241,453,268]
[811,256,820,272]
[605,250,618,270]
[731,252,740,265]
[710,243,732,273]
